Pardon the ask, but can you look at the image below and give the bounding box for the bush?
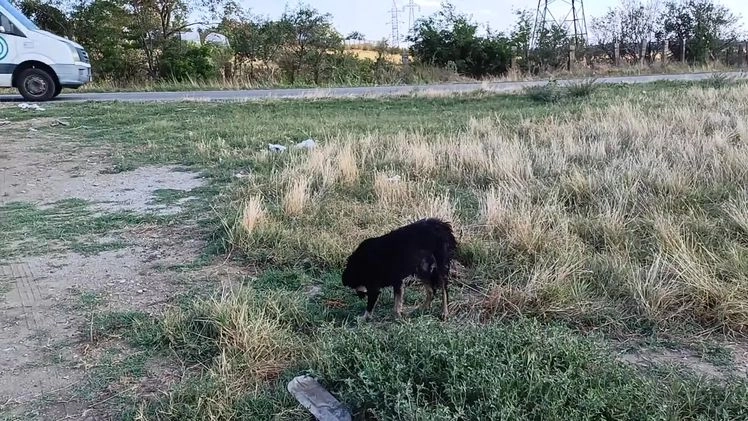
[566,78,599,98]
[524,79,599,103]
[159,41,221,81]
[407,3,512,78]
[313,318,748,420]
[706,72,733,89]
[524,80,564,103]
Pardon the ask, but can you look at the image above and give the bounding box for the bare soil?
[0,118,249,420]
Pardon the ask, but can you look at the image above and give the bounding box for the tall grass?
[227,84,748,333]
[131,287,311,420]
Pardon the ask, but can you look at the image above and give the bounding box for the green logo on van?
[0,37,8,60]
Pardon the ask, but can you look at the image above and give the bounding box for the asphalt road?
[1,71,745,103]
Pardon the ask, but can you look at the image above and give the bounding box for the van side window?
[0,13,23,37]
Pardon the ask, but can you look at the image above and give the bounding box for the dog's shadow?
[242,269,446,327]
[314,282,443,326]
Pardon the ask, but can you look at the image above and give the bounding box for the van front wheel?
[17,68,58,102]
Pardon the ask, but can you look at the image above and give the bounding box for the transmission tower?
[531,0,588,48]
[388,0,401,47]
[402,0,421,37]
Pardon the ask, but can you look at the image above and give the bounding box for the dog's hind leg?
[363,289,381,320]
[393,284,404,318]
[437,274,449,320]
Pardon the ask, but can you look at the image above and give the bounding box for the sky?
[239,0,748,43]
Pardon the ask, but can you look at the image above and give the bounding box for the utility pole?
[402,0,420,38]
[532,0,588,49]
[388,0,401,47]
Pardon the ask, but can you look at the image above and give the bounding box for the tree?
[277,5,342,84]
[71,0,143,80]
[532,24,570,72]
[509,8,533,70]
[15,0,71,37]
[345,31,365,41]
[407,2,511,78]
[662,0,739,63]
[591,0,663,62]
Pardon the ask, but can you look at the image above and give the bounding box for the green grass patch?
[90,311,166,349]
[69,239,129,256]
[77,349,150,406]
[104,289,748,420]
[0,199,162,260]
[311,319,748,420]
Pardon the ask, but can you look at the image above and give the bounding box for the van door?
[0,11,22,87]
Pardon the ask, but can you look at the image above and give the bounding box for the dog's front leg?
[420,285,434,311]
[363,289,381,320]
[408,283,433,316]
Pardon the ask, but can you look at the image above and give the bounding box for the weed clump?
[566,78,600,98]
[524,78,599,103]
[125,288,313,419]
[313,318,748,420]
[706,72,733,89]
[523,80,565,103]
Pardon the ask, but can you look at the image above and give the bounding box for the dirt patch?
[617,341,748,380]
[0,222,250,418]
[0,121,246,418]
[0,124,206,214]
[618,348,725,378]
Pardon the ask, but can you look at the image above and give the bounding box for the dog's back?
[344,218,457,288]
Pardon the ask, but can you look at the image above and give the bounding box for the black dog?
[342,218,458,320]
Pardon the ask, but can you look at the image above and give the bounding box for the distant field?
[345,46,405,63]
[3,79,748,419]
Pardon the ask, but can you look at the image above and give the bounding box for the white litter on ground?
[268,143,288,152]
[268,139,317,153]
[18,103,45,111]
[294,138,317,149]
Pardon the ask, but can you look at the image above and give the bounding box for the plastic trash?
[268,143,287,153]
[294,138,317,150]
[18,103,45,111]
[287,375,351,421]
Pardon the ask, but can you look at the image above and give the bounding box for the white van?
[0,0,91,101]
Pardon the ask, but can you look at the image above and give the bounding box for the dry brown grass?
[283,177,310,217]
[230,83,748,333]
[240,195,266,235]
[142,287,307,420]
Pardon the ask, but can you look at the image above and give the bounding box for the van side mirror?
[0,26,6,33]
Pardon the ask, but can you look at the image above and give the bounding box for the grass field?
[3,78,748,419]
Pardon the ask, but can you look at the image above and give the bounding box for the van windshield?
[0,0,40,31]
